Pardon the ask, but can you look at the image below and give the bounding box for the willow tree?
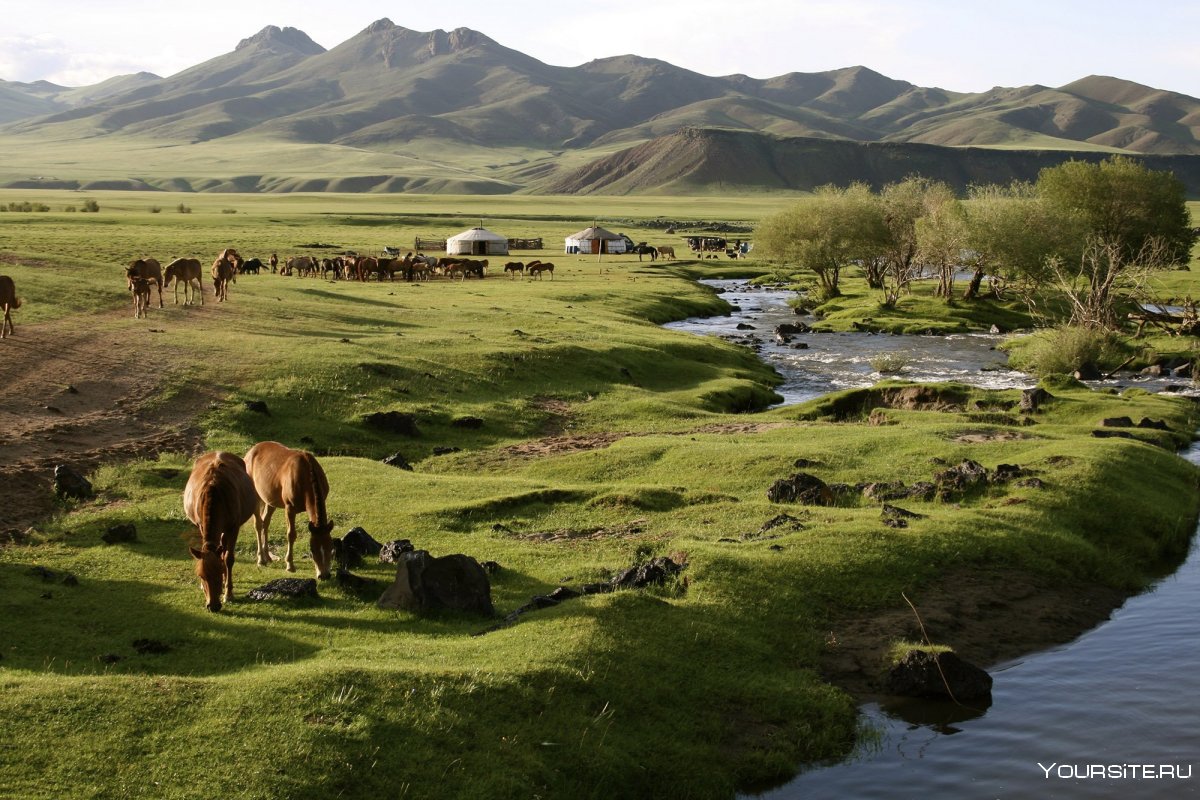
[757,183,887,299]
[1035,156,1196,328]
[962,182,1067,301]
[914,182,968,300]
[877,176,955,306]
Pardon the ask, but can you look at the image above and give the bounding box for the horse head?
[307,520,335,580]
[191,545,226,612]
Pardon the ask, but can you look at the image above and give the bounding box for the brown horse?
[183,451,260,612]
[164,257,204,305]
[503,261,524,278]
[244,441,335,580]
[0,275,19,338]
[528,262,555,280]
[211,250,237,302]
[127,258,165,308]
[658,246,676,260]
[128,272,152,318]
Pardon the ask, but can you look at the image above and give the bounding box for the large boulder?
[378,551,493,616]
[767,472,834,505]
[363,411,420,437]
[379,539,416,564]
[886,650,993,701]
[1019,387,1053,414]
[53,465,93,500]
[611,556,685,589]
[933,460,988,498]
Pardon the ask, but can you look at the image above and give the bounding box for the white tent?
[565,225,626,255]
[447,226,509,256]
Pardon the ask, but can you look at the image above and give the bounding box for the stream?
[666,281,1200,798]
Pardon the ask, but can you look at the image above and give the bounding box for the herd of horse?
[185,441,335,612]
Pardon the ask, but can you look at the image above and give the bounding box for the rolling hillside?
[3,18,1200,193]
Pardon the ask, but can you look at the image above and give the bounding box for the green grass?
[2,194,1200,799]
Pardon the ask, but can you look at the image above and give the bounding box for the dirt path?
[0,312,211,539]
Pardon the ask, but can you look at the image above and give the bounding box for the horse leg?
[222,549,236,603]
[156,279,164,308]
[2,303,10,338]
[256,505,275,565]
[284,508,297,573]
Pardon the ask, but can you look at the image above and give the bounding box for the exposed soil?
[820,568,1127,699]
[0,312,212,539]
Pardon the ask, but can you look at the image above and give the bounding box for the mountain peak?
[363,18,398,35]
[235,25,325,55]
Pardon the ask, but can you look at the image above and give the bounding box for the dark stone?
[760,513,804,533]
[1101,416,1134,428]
[790,342,810,349]
[934,460,988,497]
[580,582,615,595]
[775,333,791,345]
[377,551,494,616]
[102,523,138,544]
[1162,384,1186,393]
[132,638,172,655]
[1142,364,1165,376]
[1091,430,1138,440]
[480,560,502,574]
[735,323,756,330]
[548,586,581,602]
[1171,363,1193,379]
[379,539,416,564]
[905,482,937,501]
[53,465,93,500]
[882,517,908,529]
[342,527,383,557]
[381,452,413,470]
[862,481,909,502]
[1019,387,1053,414]
[244,399,270,415]
[451,416,484,429]
[363,411,420,437]
[989,324,1004,334]
[887,650,993,701]
[432,446,462,456]
[1138,417,1170,431]
[989,464,1031,483]
[1016,477,1046,489]
[793,458,822,468]
[246,578,319,601]
[1073,364,1102,381]
[768,544,785,551]
[881,503,925,520]
[767,472,834,505]
[610,556,685,590]
[775,322,810,336]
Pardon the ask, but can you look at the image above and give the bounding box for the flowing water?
[666,281,1200,798]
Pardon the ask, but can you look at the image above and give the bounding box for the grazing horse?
[269,253,278,273]
[631,243,658,261]
[244,441,335,580]
[164,257,204,305]
[503,261,524,278]
[127,258,165,308]
[211,256,236,302]
[528,262,555,280]
[183,451,260,612]
[284,255,313,277]
[658,246,676,260]
[0,275,20,338]
[238,257,264,275]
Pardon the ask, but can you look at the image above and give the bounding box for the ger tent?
[565,225,626,255]
[447,227,509,256]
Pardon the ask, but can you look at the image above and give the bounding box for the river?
[666,281,1200,798]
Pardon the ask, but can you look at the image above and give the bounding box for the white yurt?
[447,226,509,256]
[565,225,626,255]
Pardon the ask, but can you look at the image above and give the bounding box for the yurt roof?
[448,226,506,242]
[567,225,622,240]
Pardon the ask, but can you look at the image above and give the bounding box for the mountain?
[539,127,1200,195]
[3,20,1200,193]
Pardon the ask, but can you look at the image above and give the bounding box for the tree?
[914,183,969,300]
[1035,156,1196,328]
[757,183,886,299]
[877,176,954,306]
[962,182,1069,300]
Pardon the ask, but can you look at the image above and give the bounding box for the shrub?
[82,199,99,212]
[870,353,911,374]
[177,203,191,214]
[149,206,161,213]
[1021,325,1126,377]
[63,205,76,213]
[221,208,237,214]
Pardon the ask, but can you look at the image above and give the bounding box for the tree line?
[757,156,1196,330]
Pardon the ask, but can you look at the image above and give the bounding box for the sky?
[3,0,1200,98]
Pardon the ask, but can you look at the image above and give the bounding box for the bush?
[221,208,237,214]
[149,206,161,213]
[1020,326,1126,378]
[177,203,191,214]
[63,205,76,212]
[870,353,911,374]
[82,199,99,212]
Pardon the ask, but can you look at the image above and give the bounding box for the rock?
[1138,417,1170,430]
[102,523,138,544]
[735,323,755,330]
[775,322,810,336]
[760,513,804,533]
[1171,363,1193,378]
[246,578,319,601]
[989,464,1031,484]
[881,503,925,520]
[934,460,988,497]
[580,582,615,595]
[132,638,172,655]
[767,472,834,505]
[53,465,93,500]
[342,527,383,557]
[377,551,494,616]
[480,560,502,574]
[379,539,416,564]
[1073,364,1102,381]
[1091,430,1138,440]
[775,333,791,345]
[548,586,580,602]
[363,411,420,437]
[243,399,270,415]
[451,416,484,429]
[905,482,937,501]
[610,556,685,590]
[989,324,1004,334]
[1019,387,1053,414]
[432,446,462,456]
[790,343,809,350]
[1016,477,1046,489]
[887,650,993,701]
[793,458,822,468]
[1101,416,1134,428]
[862,481,909,502]
[1141,364,1165,376]
[381,452,413,470]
